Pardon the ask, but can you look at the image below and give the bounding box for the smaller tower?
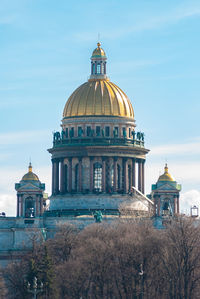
[90,42,107,80]
[15,163,45,218]
[151,164,181,217]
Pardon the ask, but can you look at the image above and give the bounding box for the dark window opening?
[105,126,110,137]
[70,127,74,138]
[96,126,101,136]
[87,126,92,136]
[65,128,68,138]
[78,127,83,137]
[114,127,119,137]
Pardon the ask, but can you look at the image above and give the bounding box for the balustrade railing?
[52,133,145,148]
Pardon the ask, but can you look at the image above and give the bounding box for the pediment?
[17,182,41,192]
[155,183,177,191]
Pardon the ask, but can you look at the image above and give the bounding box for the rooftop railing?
[52,132,145,148]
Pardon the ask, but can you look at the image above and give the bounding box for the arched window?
[102,63,104,74]
[117,164,121,190]
[97,64,101,74]
[92,63,95,74]
[25,197,35,218]
[93,162,102,192]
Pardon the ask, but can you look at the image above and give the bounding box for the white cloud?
[0,194,16,216]
[150,140,200,156]
[180,190,200,215]
[0,130,50,146]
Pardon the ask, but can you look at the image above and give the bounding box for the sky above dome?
[0,0,200,216]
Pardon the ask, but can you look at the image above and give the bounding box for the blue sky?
[0,0,200,215]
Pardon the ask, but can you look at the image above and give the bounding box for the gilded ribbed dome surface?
[63,79,134,118]
[22,163,39,181]
[158,164,174,182]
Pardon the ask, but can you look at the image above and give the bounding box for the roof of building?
[91,42,106,58]
[63,79,134,118]
[21,163,39,181]
[158,164,174,182]
[63,43,134,119]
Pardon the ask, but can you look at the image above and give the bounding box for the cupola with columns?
[48,43,151,217]
[151,164,181,217]
[15,163,45,218]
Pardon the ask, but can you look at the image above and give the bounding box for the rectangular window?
[105,126,110,137]
[129,128,131,138]
[87,126,92,136]
[114,127,119,137]
[78,127,83,137]
[122,127,127,138]
[97,64,101,74]
[65,128,68,138]
[96,126,101,136]
[70,127,74,137]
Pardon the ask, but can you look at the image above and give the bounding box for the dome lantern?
[158,164,174,182]
[21,163,39,181]
[90,42,107,80]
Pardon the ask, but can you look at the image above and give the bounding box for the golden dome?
[158,164,174,182]
[63,79,134,118]
[91,42,106,58]
[22,163,39,181]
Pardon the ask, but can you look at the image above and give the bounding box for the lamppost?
[139,263,144,299]
[27,277,43,299]
[191,205,199,218]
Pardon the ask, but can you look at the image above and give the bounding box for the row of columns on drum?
[52,157,145,196]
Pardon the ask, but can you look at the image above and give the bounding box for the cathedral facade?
[0,43,181,266]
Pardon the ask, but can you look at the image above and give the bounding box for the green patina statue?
[94,210,103,223]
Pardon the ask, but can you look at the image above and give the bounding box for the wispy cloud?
[0,130,50,146]
[181,189,200,215]
[150,140,200,156]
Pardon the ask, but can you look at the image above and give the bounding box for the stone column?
[17,195,19,217]
[60,159,65,194]
[52,159,55,195]
[123,158,128,193]
[157,196,160,216]
[138,160,142,192]
[174,196,177,214]
[54,159,60,195]
[90,157,94,192]
[40,197,43,216]
[68,158,72,193]
[102,157,106,192]
[132,158,136,188]
[78,157,82,192]
[36,196,39,217]
[21,196,23,217]
[177,196,180,214]
[113,157,118,192]
[141,160,145,194]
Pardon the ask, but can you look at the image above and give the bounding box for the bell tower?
[15,163,45,217]
[151,164,181,217]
